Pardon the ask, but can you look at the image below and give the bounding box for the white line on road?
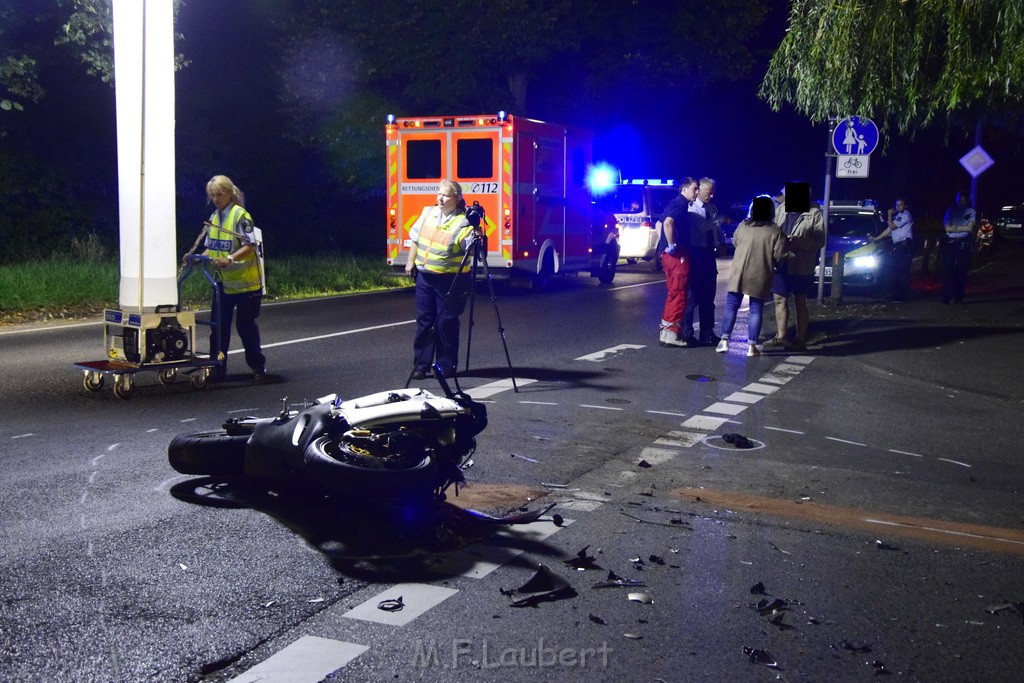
[226,636,369,683]
[888,449,924,458]
[237,320,414,353]
[343,583,459,626]
[826,436,867,447]
[519,400,558,405]
[580,404,624,411]
[465,378,538,399]
[863,519,1024,546]
[575,344,646,362]
[937,457,972,468]
[682,415,729,430]
[704,402,747,416]
[10,433,34,439]
[765,426,805,435]
[646,410,688,417]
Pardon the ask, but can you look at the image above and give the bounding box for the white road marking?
[556,499,603,511]
[826,436,867,447]
[937,457,972,468]
[10,433,34,439]
[653,431,706,449]
[786,356,816,364]
[759,374,792,385]
[888,449,924,458]
[723,391,765,404]
[225,636,368,683]
[465,377,537,399]
[240,320,414,353]
[765,426,805,435]
[774,363,806,374]
[682,415,729,430]
[574,344,646,362]
[863,519,1024,546]
[704,402,747,416]
[580,404,624,411]
[646,410,688,417]
[427,519,569,579]
[608,281,661,291]
[343,583,459,626]
[639,447,680,465]
[743,383,779,394]
[519,400,558,405]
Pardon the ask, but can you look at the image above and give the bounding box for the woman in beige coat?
[717,196,787,357]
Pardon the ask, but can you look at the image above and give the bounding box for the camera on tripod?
[465,201,486,228]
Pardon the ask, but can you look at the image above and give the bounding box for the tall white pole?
[112,0,177,311]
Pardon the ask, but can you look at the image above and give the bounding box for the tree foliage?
[759,0,1024,134]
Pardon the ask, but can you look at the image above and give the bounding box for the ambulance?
[385,112,617,284]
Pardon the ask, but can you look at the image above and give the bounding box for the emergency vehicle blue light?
[386,113,396,124]
[498,111,507,121]
[586,163,618,195]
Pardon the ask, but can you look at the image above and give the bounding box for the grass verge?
[0,254,405,326]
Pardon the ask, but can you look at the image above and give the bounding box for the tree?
[758,0,1024,135]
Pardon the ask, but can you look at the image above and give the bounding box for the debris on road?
[592,570,646,589]
[742,646,778,667]
[377,596,404,612]
[501,564,576,607]
[563,545,602,571]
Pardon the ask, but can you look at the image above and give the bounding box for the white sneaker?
[715,338,729,353]
[746,343,761,357]
[660,328,685,347]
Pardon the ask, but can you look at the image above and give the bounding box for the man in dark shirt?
[658,177,700,347]
[681,177,721,346]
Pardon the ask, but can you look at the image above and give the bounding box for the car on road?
[996,204,1024,240]
[813,199,889,294]
[592,179,679,268]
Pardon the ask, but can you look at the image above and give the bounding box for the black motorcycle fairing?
[244,402,337,483]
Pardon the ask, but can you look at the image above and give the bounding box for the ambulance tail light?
[504,208,512,231]
[389,207,397,230]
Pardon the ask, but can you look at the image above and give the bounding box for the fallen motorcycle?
[168,368,487,502]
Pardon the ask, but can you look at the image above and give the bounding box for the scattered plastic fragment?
[756,598,788,615]
[769,612,795,630]
[461,502,556,525]
[628,592,653,604]
[588,613,607,625]
[262,600,277,608]
[750,581,766,595]
[648,554,665,565]
[875,540,901,551]
[502,565,577,607]
[541,482,580,491]
[592,570,646,589]
[623,633,643,639]
[769,541,792,555]
[563,546,602,571]
[722,433,754,449]
[552,514,564,527]
[510,453,539,463]
[179,563,188,571]
[638,459,653,468]
[307,597,326,604]
[377,596,404,611]
[742,646,778,667]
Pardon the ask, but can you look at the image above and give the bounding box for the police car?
[814,200,889,293]
[996,205,1024,239]
[591,179,679,267]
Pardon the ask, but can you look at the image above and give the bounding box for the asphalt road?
[2,252,1023,681]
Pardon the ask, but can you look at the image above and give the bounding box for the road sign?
[832,116,879,156]
[836,154,870,178]
[959,145,994,178]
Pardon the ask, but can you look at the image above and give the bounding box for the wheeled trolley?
[74,255,223,399]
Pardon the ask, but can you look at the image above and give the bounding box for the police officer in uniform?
[202,175,266,382]
[873,197,915,300]
[405,179,479,379]
[941,191,977,304]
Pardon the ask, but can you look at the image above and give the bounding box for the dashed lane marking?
[937,457,972,468]
[826,436,867,447]
[673,487,1024,556]
[889,448,924,458]
[682,415,730,430]
[704,402,747,416]
[580,404,624,411]
[225,636,368,683]
[652,431,706,449]
[638,447,681,465]
[343,583,459,626]
[574,344,646,362]
[743,382,779,394]
[723,391,767,404]
[466,377,537,399]
[765,426,805,435]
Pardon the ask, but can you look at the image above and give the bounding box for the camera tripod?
[406,231,518,392]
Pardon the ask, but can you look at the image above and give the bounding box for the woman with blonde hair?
[202,174,266,382]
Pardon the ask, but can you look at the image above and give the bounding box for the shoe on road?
[716,338,729,353]
[763,336,787,347]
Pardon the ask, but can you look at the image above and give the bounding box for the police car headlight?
[851,255,879,270]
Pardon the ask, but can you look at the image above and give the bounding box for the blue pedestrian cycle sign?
[832,116,879,156]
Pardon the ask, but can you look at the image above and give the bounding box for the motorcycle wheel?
[168,431,247,478]
[304,436,438,498]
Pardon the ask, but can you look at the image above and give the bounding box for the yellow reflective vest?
[206,204,263,294]
[410,207,476,274]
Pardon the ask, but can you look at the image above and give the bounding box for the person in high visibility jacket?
[202,174,267,382]
[404,179,480,379]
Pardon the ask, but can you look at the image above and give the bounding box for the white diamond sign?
[960,145,994,178]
